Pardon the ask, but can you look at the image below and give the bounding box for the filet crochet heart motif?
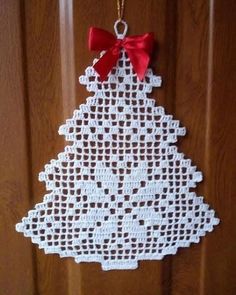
[16,50,219,271]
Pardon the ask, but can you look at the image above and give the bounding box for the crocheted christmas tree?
[16,49,219,271]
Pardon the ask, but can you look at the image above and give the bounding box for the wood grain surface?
[0,0,235,294]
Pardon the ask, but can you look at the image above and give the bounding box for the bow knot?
[112,39,123,54]
[88,27,154,82]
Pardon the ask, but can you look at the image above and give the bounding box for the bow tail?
[93,49,119,82]
[125,49,150,81]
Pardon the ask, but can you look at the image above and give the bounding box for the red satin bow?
[88,27,154,82]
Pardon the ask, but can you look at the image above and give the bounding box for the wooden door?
[0,0,235,294]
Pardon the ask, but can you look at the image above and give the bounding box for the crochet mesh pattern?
[16,50,219,271]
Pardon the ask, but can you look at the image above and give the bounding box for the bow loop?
[88,27,116,51]
[88,27,154,81]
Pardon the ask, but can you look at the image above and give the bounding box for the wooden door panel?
[203,1,236,294]
[171,1,210,294]
[0,0,235,294]
[0,1,35,294]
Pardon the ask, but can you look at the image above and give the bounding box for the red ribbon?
[88,27,154,82]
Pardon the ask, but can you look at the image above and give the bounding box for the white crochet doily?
[16,36,219,270]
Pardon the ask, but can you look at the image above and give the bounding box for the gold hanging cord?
[117,0,125,21]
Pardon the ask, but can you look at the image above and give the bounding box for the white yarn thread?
[16,49,219,271]
[114,20,128,39]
